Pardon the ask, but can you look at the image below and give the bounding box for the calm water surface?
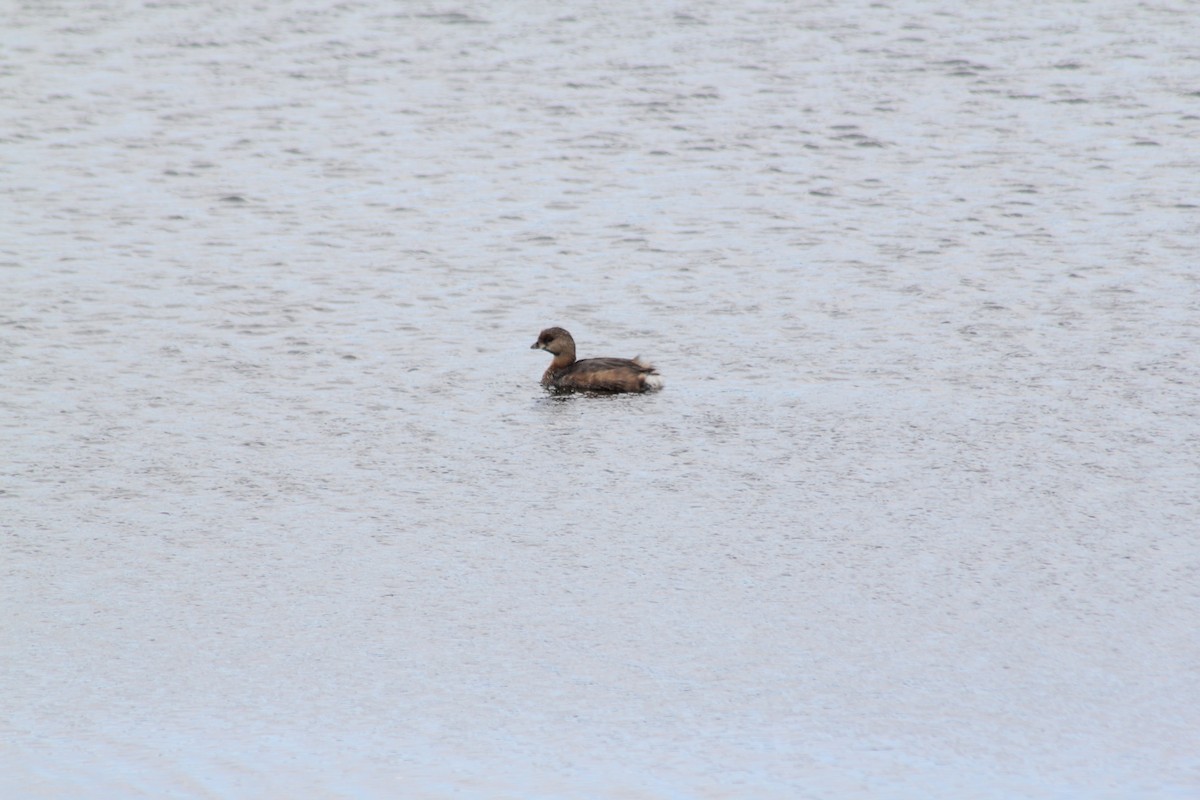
[3,1,1198,797]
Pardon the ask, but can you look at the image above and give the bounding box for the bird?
[530,327,664,393]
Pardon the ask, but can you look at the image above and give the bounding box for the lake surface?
[3,1,1198,797]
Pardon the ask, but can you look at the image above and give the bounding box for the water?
[3,1,1198,797]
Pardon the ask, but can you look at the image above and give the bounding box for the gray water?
[3,1,1198,797]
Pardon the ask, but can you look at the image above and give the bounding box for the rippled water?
[3,1,1198,797]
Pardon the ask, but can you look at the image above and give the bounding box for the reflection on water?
[3,1,1198,797]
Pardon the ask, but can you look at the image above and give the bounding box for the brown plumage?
[530,327,664,394]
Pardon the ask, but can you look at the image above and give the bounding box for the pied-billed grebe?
[530,327,664,394]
